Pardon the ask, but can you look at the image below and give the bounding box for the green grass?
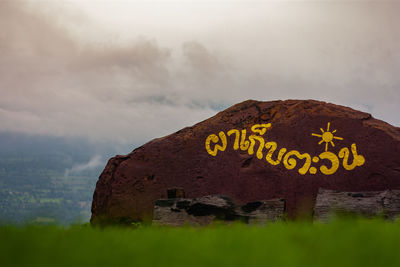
[1,218,400,267]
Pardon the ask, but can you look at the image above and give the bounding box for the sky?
[1,0,399,147]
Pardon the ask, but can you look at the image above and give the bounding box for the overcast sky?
[1,0,399,146]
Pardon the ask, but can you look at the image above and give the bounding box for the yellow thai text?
[205,123,365,175]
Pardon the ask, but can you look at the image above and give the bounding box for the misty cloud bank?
[1,1,399,147]
[64,155,103,178]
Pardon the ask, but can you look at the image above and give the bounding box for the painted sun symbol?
[311,122,343,152]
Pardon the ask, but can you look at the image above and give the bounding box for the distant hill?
[0,132,134,225]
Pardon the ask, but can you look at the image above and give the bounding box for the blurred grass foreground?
[1,218,400,267]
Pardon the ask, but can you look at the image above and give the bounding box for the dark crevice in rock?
[155,199,176,207]
[186,203,235,220]
[241,201,263,213]
[176,200,191,209]
[348,193,364,198]
[167,188,185,199]
[241,157,253,168]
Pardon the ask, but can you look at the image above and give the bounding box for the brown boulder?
[91,99,400,225]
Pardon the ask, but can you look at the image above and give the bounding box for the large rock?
[91,99,400,225]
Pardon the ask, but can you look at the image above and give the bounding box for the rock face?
[314,188,400,221]
[91,99,400,225]
[152,195,285,226]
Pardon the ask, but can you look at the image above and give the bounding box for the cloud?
[182,41,223,76]
[0,1,399,148]
[64,155,103,177]
[0,1,217,145]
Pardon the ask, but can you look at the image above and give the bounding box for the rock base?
[314,188,400,221]
[153,188,400,226]
[152,195,285,226]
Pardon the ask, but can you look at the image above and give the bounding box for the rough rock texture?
[152,195,236,226]
[91,99,400,225]
[314,188,400,221]
[236,199,286,224]
[152,195,285,226]
[382,190,400,219]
